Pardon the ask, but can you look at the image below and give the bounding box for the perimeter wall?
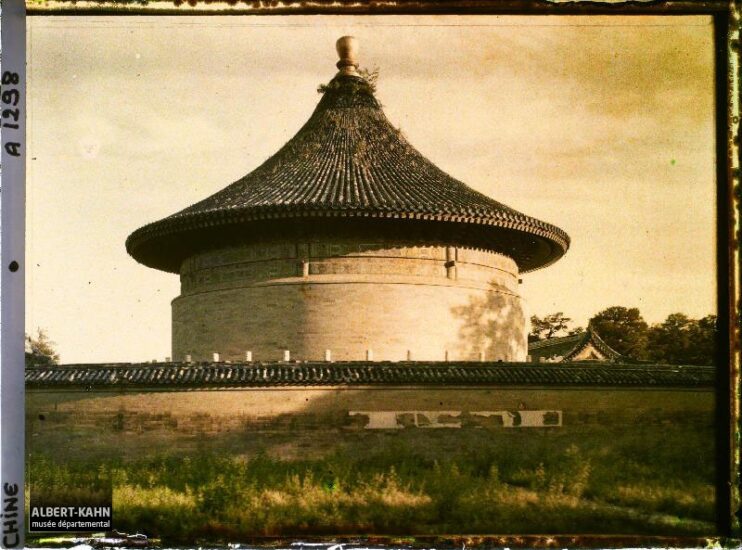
[26,385,713,461]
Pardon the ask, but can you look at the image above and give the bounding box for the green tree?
[25,328,59,367]
[647,313,716,365]
[529,312,578,342]
[690,315,717,365]
[589,306,649,359]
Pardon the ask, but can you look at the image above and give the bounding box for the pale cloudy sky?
[26,15,716,364]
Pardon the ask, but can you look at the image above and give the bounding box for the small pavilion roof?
[126,37,569,274]
[528,325,625,362]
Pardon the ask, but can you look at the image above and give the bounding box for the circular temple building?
[126,37,569,363]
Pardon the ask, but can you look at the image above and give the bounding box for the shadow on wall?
[451,282,526,361]
[25,384,715,465]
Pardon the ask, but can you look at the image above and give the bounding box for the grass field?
[27,423,716,543]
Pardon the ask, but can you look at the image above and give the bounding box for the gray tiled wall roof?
[25,361,714,389]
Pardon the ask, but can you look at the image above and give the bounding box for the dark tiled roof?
[25,361,714,389]
[529,334,582,352]
[126,73,569,274]
[528,326,624,362]
[563,326,623,361]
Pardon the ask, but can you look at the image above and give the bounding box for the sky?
[26,15,717,364]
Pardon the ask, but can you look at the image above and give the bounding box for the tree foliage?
[25,328,59,367]
[587,307,716,365]
[531,307,717,365]
[529,312,581,342]
[589,307,649,359]
[646,314,717,366]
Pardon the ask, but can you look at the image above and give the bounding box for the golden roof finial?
[336,36,359,75]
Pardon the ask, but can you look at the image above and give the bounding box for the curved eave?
[126,206,570,274]
[563,327,624,361]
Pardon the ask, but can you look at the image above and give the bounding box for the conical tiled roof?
[126,42,569,274]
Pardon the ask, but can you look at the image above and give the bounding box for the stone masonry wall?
[26,386,714,462]
[173,241,525,362]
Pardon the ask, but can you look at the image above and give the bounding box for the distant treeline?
[530,307,716,366]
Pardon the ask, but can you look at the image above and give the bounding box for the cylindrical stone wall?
[172,240,526,362]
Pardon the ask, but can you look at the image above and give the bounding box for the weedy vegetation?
[27,424,715,543]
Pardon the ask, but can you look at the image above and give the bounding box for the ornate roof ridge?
[528,333,582,351]
[563,325,624,361]
[528,326,625,362]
